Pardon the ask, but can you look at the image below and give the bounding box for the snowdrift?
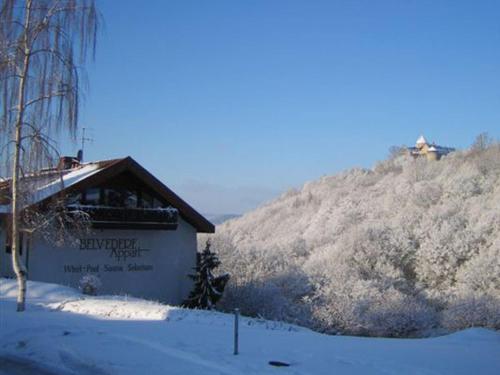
[1,278,499,375]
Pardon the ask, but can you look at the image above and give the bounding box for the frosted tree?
[471,132,493,152]
[183,241,230,310]
[0,0,99,311]
[210,141,500,336]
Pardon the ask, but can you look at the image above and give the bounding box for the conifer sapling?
[183,241,230,309]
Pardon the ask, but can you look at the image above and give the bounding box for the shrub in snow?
[442,293,500,330]
[220,270,313,327]
[360,290,437,337]
[79,274,101,296]
[183,241,230,310]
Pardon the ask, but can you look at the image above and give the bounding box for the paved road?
[0,356,64,375]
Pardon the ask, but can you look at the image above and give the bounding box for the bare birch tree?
[0,0,99,311]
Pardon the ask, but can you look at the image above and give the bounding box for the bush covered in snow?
[79,274,102,296]
[205,142,500,337]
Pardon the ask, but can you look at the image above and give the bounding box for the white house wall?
[1,217,197,305]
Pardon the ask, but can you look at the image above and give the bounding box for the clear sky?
[63,0,500,215]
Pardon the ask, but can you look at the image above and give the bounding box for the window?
[153,198,165,208]
[84,188,101,205]
[139,192,164,208]
[140,191,154,208]
[103,188,122,207]
[123,189,138,208]
[4,233,22,255]
[66,192,83,205]
[74,187,165,209]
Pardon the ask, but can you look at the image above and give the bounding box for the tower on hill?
[407,135,455,161]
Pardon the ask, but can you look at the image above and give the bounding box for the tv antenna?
[80,127,94,161]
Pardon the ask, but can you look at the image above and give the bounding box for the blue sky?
[64,0,500,214]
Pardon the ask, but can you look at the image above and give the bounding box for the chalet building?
[0,156,214,304]
[407,135,455,161]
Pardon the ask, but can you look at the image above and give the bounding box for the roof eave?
[0,157,215,234]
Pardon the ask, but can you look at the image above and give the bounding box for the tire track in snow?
[59,349,110,375]
[109,333,245,375]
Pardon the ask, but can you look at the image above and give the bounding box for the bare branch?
[0,0,100,312]
[24,89,71,108]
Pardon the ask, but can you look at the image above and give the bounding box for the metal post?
[233,308,239,355]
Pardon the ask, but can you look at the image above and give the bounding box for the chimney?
[58,154,81,170]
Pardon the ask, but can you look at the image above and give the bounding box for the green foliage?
[183,241,230,310]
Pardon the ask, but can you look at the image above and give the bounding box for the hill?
[1,278,499,374]
[204,213,242,225]
[208,144,500,336]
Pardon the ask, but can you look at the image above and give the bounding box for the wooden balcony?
[67,205,179,230]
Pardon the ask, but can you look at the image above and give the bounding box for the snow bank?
[1,278,79,303]
[0,279,303,330]
[1,279,499,375]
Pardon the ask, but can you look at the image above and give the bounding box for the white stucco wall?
[0,218,198,305]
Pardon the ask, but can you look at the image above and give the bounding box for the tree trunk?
[12,104,28,310]
[11,0,33,312]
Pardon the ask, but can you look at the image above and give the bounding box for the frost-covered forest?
[205,141,500,337]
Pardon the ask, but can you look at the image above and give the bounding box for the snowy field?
[1,279,499,375]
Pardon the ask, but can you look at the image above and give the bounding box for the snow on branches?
[208,142,500,336]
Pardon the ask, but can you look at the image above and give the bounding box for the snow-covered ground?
[1,279,499,375]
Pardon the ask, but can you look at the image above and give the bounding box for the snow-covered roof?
[31,163,103,206]
[436,146,455,153]
[416,135,427,145]
[0,162,109,213]
[428,146,437,152]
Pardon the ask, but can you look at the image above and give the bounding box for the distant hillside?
[204,213,241,225]
[207,143,500,337]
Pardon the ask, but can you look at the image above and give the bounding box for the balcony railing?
[67,204,178,230]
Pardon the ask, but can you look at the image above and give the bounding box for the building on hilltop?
[0,156,215,304]
[407,135,455,161]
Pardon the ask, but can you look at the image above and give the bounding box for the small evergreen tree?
[183,241,230,309]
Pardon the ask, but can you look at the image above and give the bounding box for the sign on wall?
[63,237,154,274]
